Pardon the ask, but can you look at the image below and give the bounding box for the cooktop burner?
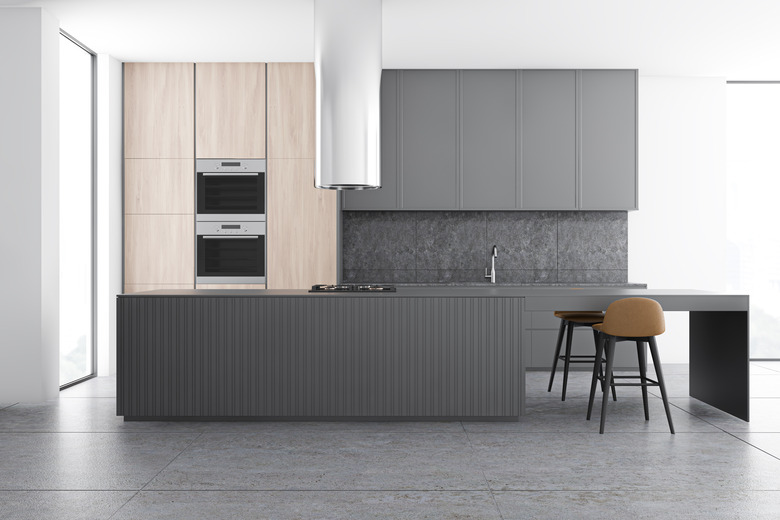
[309,284,397,293]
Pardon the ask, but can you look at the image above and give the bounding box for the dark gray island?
[117,287,749,421]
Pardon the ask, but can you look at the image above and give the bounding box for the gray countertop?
[119,286,749,311]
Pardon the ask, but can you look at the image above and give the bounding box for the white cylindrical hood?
[314,0,382,190]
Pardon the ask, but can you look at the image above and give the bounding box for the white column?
[0,7,60,402]
[96,53,123,376]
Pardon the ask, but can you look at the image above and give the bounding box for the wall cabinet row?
[344,69,637,211]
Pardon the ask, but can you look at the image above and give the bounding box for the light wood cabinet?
[266,63,338,289]
[267,62,316,159]
[195,62,266,159]
[124,284,195,294]
[124,159,194,214]
[196,284,266,290]
[267,159,337,289]
[124,215,194,285]
[124,63,194,159]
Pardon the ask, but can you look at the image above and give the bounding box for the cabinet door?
[267,63,316,159]
[124,215,194,285]
[267,159,337,289]
[195,62,266,159]
[343,70,399,210]
[461,70,517,209]
[401,70,458,209]
[521,70,576,209]
[124,63,194,159]
[580,70,637,210]
[124,159,194,214]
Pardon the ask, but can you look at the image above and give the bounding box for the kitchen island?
[117,287,749,421]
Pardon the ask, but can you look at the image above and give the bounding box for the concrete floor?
[1,363,780,519]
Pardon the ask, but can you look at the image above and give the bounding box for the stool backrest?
[601,297,665,337]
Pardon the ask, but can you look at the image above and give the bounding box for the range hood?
[314,0,382,190]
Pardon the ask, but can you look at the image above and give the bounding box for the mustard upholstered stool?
[586,297,675,434]
[547,311,616,401]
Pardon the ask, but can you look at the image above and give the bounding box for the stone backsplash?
[342,211,628,284]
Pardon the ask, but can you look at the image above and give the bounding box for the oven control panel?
[196,222,266,236]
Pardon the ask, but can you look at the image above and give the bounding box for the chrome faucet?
[485,245,498,284]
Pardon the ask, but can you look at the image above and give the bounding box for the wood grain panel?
[195,62,266,159]
[124,63,194,158]
[125,215,194,284]
[267,63,316,159]
[124,284,194,294]
[196,284,266,290]
[125,159,194,214]
[267,159,337,289]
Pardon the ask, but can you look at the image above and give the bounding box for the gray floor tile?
[0,432,199,490]
[753,361,780,374]
[468,431,780,491]
[200,420,465,434]
[0,490,133,520]
[111,490,501,520]
[464,397,718,433]
[731,432,780,460]
[60,376,116,398]
[145,431,486,491]
[669,397,775,432]
[0,398,208,433]
[750,374,780,398]
[494,490,780,520]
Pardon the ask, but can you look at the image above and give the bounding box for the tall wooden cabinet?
[266,63,338,289]
[124,63,195,294]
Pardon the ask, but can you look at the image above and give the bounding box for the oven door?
[196,171,265,221]
[196,223,266,283]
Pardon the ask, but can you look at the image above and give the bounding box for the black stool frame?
[587,332,675,434]
[548,318,617,402]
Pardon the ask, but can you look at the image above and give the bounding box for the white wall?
[96,53,122,376]
[0,7,60,402]
[629,76,728,363]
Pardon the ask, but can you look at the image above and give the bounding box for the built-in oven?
[196,159,266,221]
[196,221,266,284]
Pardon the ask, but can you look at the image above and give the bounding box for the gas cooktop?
[309,284,397,293]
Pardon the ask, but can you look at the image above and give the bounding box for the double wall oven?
[196,159,266,284]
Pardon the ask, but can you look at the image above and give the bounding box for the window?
[727,82,780,359]
[59,32,95,387]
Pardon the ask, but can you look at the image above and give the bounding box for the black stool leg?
[637,340,649,420]
[547,319,567,392]
[599,336,616,434]
[648,337,675,434]
[587,331,606,421]
[561,321,574,401]
[593,329,617,402]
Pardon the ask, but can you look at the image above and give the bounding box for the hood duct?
[314,0,382,190]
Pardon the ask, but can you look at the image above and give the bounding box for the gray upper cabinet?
[343,69,637,211]
[401,70,459,209]
[343,70,399,210]
[461,70,517,209]
[579,70,637,210]
[520,70,577,210]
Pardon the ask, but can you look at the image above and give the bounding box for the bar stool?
[547,311,616,401]
[587,297,675,434]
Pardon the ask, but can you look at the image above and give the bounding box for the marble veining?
[342,211,628,283]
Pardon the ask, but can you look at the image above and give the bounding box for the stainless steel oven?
[196,222,266,284]
[196,159,266,222]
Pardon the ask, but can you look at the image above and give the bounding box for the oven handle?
[200,172,259,176]
[201,235,260,239]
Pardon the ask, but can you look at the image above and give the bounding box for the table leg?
[689,311,749,421]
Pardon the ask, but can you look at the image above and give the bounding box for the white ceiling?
[5,0,780,78]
